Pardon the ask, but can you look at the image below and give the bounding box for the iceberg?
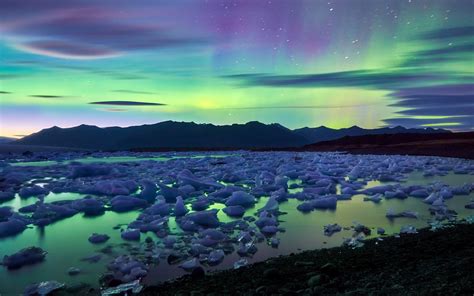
[225,191,256,208]
[2,246,47,269]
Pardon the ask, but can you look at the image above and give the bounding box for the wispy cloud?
[112,89,157,95]
[89,101,166,106]
[29,95,68,98]
[1,2,208,59]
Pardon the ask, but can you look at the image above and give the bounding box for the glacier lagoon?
[0,151,473,295]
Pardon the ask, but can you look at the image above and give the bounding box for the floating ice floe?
[208,249,225,265]
[18,185,49,199]
[2,246,47,269]
[174,196,189,216]
[363,193,382,203]
[182,209,220,229]
[465,202,474,209]
[410,188,430,198]
[88,233,110,244]
[234,258,249,269]
[323,224,342,236]
[101,279,143,295]
[191,197,211,211]
[121,229,141,241]
[24,281,65,296]
[179,258,199,271]
[67,267,81,276]
[0,218,27,238]
[386,208,419,219]
[343,234,365,248]
[225,191,256,208]
[71,198,105,216]
[353,222,371,235]
[400,225,418,234]
[223,205,246,217]
[110,195,147,213]
[106,255,148,283]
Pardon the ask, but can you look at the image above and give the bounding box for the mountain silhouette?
[14,121,450,150]
[293,125,449,143]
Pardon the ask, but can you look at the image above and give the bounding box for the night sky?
[0,0,473,138]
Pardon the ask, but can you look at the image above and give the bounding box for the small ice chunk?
[223,205,246,217]
[400,225,418,234]
[162,236,177,248]
[179,258,199,271]
[139,180,157,202]
[386,209,418,219]
[208,249,225,265]
[157,184,180,203]
[67,267,81,276]
[88,233,110,244]
[174,196,189,217]
[110,195,147,213]
[145,201,170,216]
[121,229,140,241]
[343,234,365,248]
[323,223,342,236]
[410,189,429,198]
[71,198,105,216]
[353,222,371,235]
[297,202,313,213]
[0,216,26,238]
[184,209,220,228]
[24,281,65,296]
[363,193,382,203]
[237,241,258,256]
[465,202,474,209]
[19,185,49,198]
[269,237,280,248]
[384,190,407,199]
[191,198,210,211]
[101,279,143,296]
[423,192,439,204]
[260,225,279,235]
[233,258,248,269]
[312,196,337,209]
[200,229,226,241]
[225,191,256,208]
[81,254,102,263]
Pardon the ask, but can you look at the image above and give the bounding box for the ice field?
[1,151,473,294]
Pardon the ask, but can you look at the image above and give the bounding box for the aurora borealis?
[0,0,473,138]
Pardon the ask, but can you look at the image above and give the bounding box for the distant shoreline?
[2,132,473,160]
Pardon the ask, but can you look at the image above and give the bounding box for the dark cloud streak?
[89,101,166,106]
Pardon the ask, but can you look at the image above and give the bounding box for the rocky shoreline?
[141,223,474,296]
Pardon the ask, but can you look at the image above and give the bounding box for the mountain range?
[13,121,450,150]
